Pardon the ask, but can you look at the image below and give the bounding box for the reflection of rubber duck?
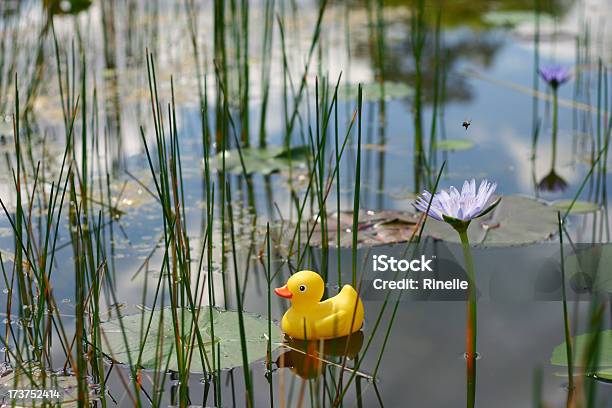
[274,271,364,340]
[276,332,364,379]
[276,345,323,379]
[285,331,364,358]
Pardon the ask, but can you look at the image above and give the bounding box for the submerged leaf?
[340,82,413,102]
[551,200,600,214]
[423,196,557,246]
[483,11,555,27]
[100,307,282,372]
[565,246,612,293]
[551,330,612,372]
[306,210,420,247]
[434,139,474,152]
[211,146,310,175]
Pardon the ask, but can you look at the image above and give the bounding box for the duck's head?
[274,270,324,304]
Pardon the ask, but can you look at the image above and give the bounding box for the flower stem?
[551,87,558,169]
[458,228,477,408]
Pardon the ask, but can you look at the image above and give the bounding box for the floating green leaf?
[340,82,413,102]
[434,139,475,152]
[552,200,600,214]
[0,364,94,407]
[592,368,612,381]
[565,246,612,293]
[483,11,555,27]
[551,330,612,373]
[100,307,282,372]
[211,146,310,175]
[423,195,558,246]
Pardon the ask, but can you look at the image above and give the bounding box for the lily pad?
[340,82,413,102]
[388,189,417,201]
[423,195,558,246]
[100,307,282,372]
[434,139,474,152]
[0,364,95,407]
[551,200,600,214]
[211,146,310,175]
[565,246,612,293]
[592,368,612,381]
[306,210,420,247]
[84,174,157,219]
[483,11,555,27]
[551,330,612,375]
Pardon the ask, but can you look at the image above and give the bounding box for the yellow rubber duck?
[274,271,364,340]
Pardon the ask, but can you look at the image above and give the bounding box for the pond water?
[1,0,612,406]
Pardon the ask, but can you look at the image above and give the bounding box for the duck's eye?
[299,285,307,292]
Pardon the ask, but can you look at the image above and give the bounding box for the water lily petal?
[413,179,500,224]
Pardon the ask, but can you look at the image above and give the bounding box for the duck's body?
[275,271,364,340]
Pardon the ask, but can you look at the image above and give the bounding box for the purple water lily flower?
[414,179,500,224]
[538,65,571,89]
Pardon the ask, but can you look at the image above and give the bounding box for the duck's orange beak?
[274,285,292,299]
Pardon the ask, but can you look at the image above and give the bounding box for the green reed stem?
[351,85,362,287]
[337,163,447,404]
[428,9,441,163]
[266,222,274,408]
[457,226,477,408]
[314,79,329,280]
[562,116,611,223]
[258,0,275,147]
[335,85,341,288]
[533,366,543,408]
[372,161,446,379]
[557,212,574,394]
[242,0,249,147]
[410,0,427,191]
[595,60,603,203]
[280,0,328,147]
[226,184,253,407]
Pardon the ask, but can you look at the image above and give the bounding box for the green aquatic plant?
[538,65,571,193]
[338,81,412,101]
[433,138,474,152]
[551,200,599,214]
[415,179,500,408]
[100,308,282,372]
[210,145,310,175]
[2,0,605,405]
